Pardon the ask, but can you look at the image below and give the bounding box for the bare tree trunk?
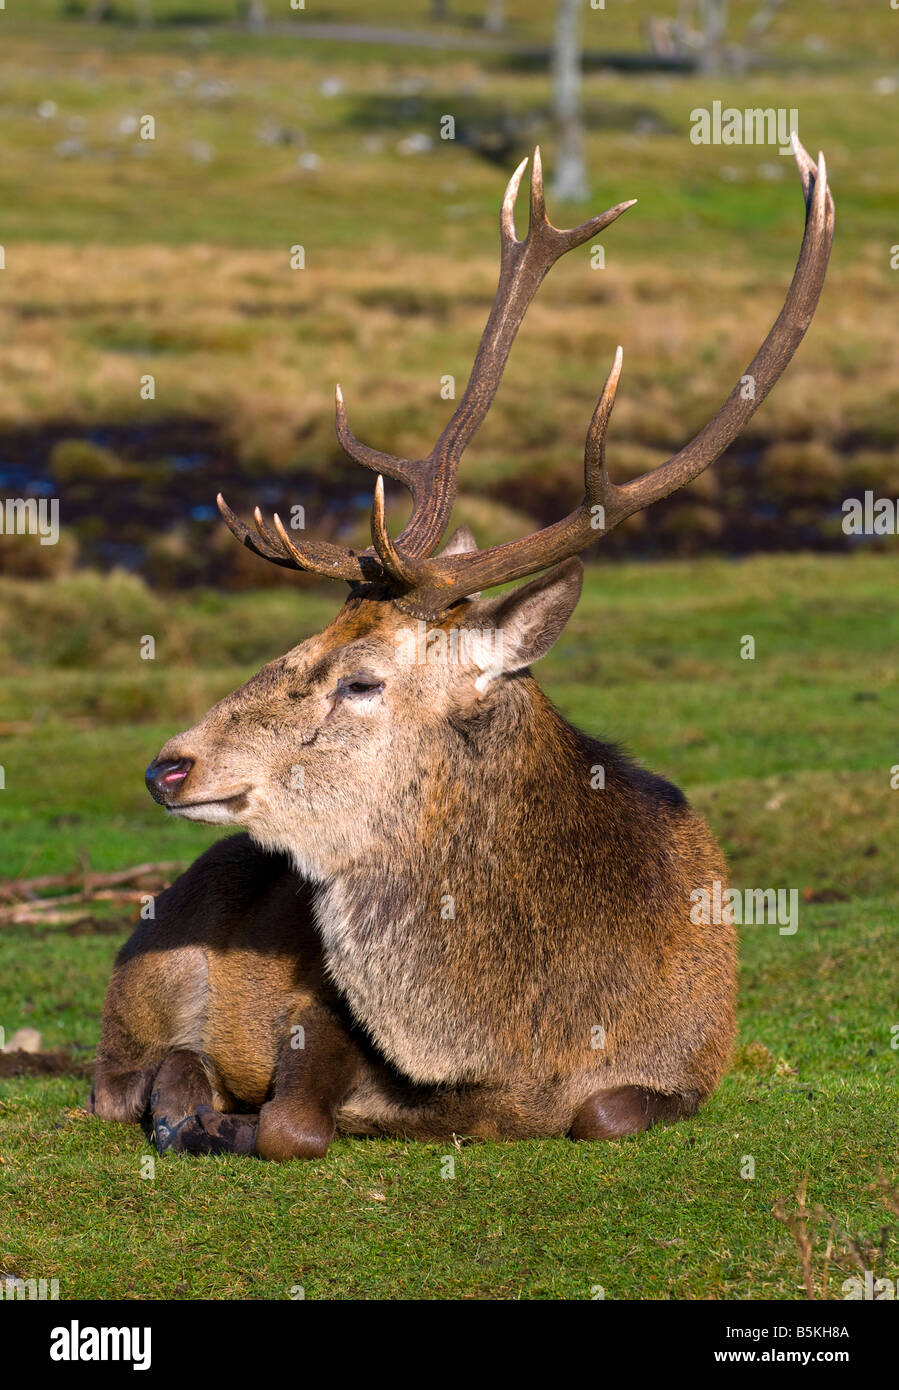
[484,0,505,34]
[87,0,153,20]
[246,0,268,31]
[697,0,728,72]
[746,0,785,38]
[553,0,587,202]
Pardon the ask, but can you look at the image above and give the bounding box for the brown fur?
[93,563,736,1158]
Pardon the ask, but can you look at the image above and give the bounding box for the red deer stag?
[91,141,833,1159]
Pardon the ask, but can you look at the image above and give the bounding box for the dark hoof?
[153,1113,205,1154]
[154,1108,258,1156]
[196,1105,259,1155]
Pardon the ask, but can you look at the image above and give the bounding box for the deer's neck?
[311,679,606,1081]
[351,677,591,890]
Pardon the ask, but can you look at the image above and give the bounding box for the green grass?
[0,1,895,263]
[0,553,896,1299]
[0,904,895,1300]
[0,35,893,255]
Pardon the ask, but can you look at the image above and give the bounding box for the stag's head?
[146,143,833,878]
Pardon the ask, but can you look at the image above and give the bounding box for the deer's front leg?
[149,1050,258,1156]
[255,998,365,1161]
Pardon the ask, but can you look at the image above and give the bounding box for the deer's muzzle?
[145,757,194,805]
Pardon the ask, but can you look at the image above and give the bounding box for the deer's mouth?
[168,789,252,823]
[145,756,251,821]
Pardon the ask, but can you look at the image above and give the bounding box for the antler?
[218,146,634,585]
[338,148,636,561]
[219,136,834,619]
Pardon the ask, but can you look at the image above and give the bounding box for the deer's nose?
[145,757,194,805]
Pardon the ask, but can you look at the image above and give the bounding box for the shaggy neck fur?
[310,674,694,1085]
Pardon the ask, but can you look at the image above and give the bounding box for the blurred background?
[1,1,896,588]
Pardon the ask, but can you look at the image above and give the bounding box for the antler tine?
[219,493,377,580]
[253,505,289,556]
[529,144,639,256]
[390,141,833,619]
[584,344,624,506]
[605,135,834,522]
[528,145,547,232]
[217,492,298,568]
[792,130,815,203]
[269,511,378,582]
[334,385,424,496]
[370,476,418,586]
[501,154,530,248]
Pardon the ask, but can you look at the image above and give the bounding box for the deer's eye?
[337,673,385,699]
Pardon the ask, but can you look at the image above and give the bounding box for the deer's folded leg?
[255,1000,365,1162]
[150,1050,215,1154]
[181,1106,259,1156]
[88,1060,158,1125]
[570,1086,698,1141]
[145,1051,256,1156]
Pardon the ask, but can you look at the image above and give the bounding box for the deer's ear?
[438,526,481,598]
[472,558,583,686]
[439,525,478,557]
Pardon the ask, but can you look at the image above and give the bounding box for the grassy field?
[0,553,897,1300]
[0,0,897,493]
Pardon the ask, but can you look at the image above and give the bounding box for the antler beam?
[218,147,635,584]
